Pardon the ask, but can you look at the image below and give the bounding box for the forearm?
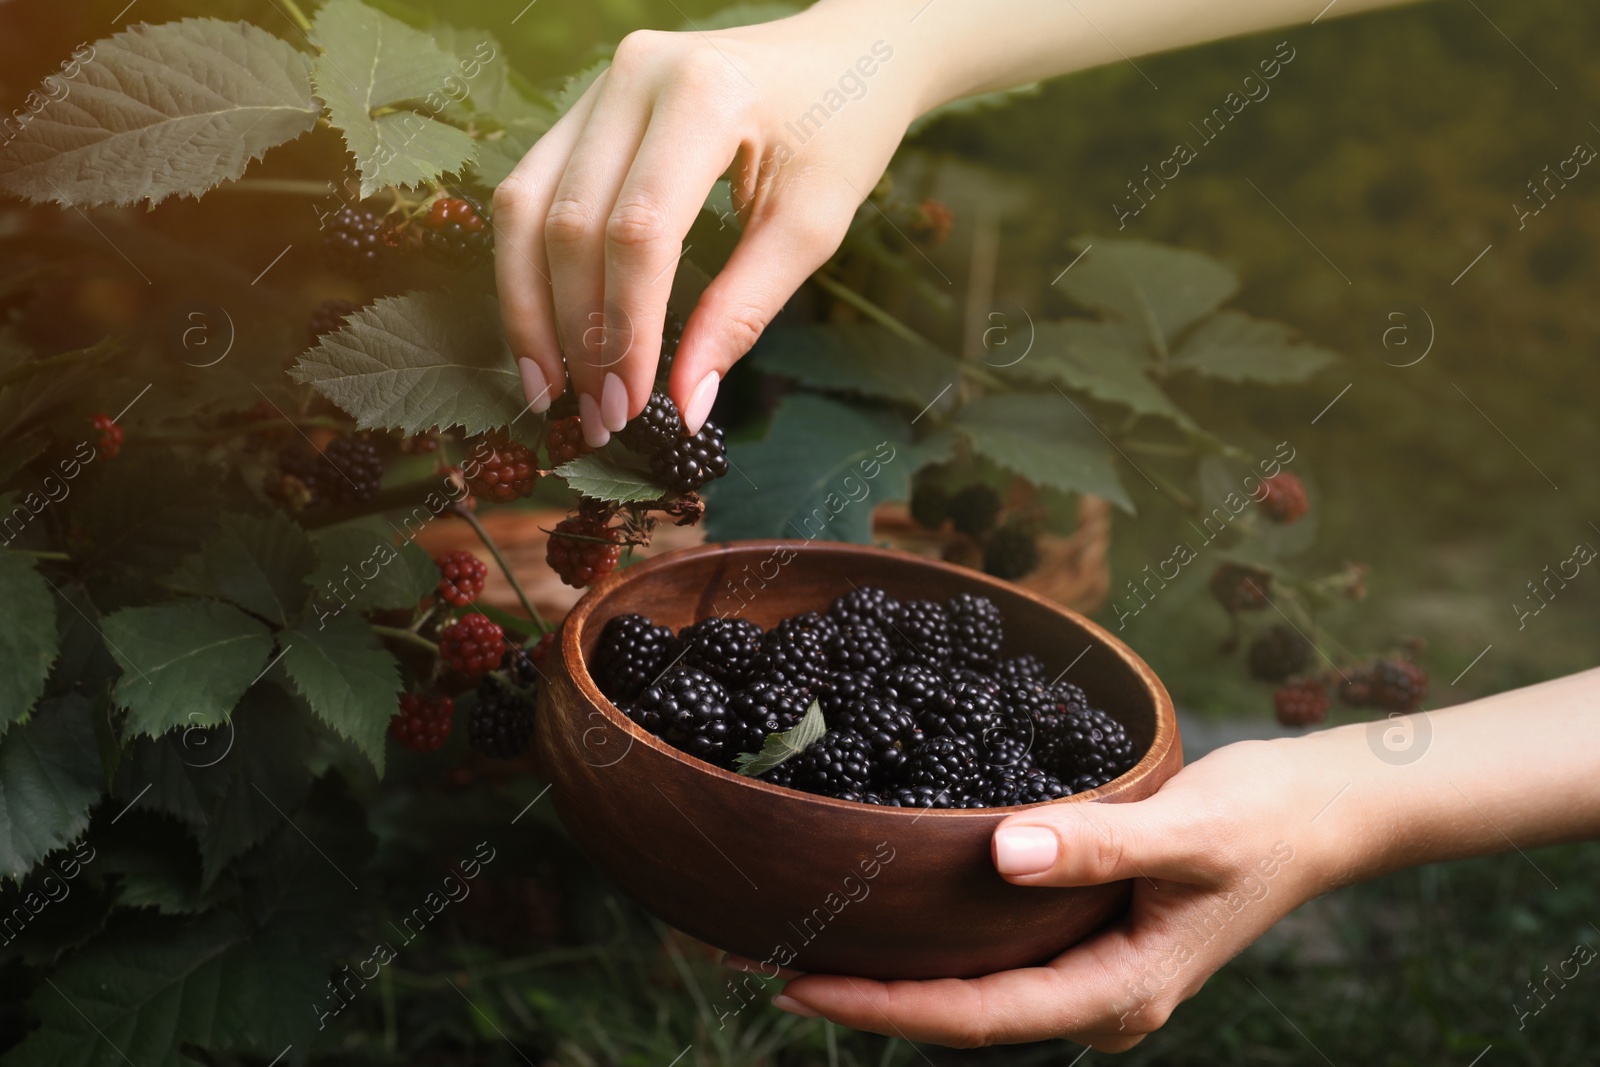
[804,0,1423,114]
[1301,667,1600,888]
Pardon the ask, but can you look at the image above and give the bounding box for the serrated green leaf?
[555,452,669,504]
[470,115,555,186]
[167,511,314,626]
[735,701,825,776]
[102,600,274,738]
[748,323,962,409]
[703,395,954,543]
[280,615,401,774]
[309,518,437,615]
[0,695,101,881]
[427,24,552,124]
[1057,238,1239,359]
[0,19,318,207]
[98,813,233,915]
[311,0,477,197]
[1170,310,1340,383]
[0,550,58,730]
[954,393,1133,511]
[553,60,608,115]
[998,320,1196,430]
[289,291,524,436]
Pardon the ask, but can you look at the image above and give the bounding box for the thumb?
[992,792,1222,888]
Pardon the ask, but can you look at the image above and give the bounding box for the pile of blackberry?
[590,588,1142,808]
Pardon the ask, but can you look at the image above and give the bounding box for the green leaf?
[0,695,101,881]
[1056,238,1239,358]
[748,323,963,409]
[470,115,555,187]
[555,452,669,504]
[99,814,234,915]
[0,550,58,731]
[280,615,401,774]
[997,320,1196,430]
[734,701,825,776]
[954,394,1133,511]
[167,512,314,626]
[0,19,318,207]
[309,518,437,614]
[426,24,552,124]
[703,395,954,543]
[102,600,274,738]
[77,452,231,605]
[1170,310,1340,383]
[311,0,477,197]
[552,60,608,115]
[289,291,525,436]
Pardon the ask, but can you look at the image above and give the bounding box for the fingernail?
[994,826,1058,876]
[772,994,819,1018]
[683,371,719,435]
[600,372,628,432]
[578,393,610,448]
[518,358,551,413]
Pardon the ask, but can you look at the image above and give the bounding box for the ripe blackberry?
[463,437,538,503]
[889,784,960,810]
[309,298,359,341]
[1371,658,1427,712]
[1209,563,1273,612]
[882,662,946,715]
[904,736,983,802]
[885,599,953,668]
[786,730,876,797]
[994,654,1046,685]
[726,680,811,757]
[948,484,1002,537]
[1012,766,1071,805]
[389,692,454,752]
[827,622,895,675]
[90,413,124,460]
[946,593,1004,670]
[1274,678,1330,727]
[679,616,765,688]
[973,709,1035,770]
[1045,681,1092,717]
[771,611,840,648]
[830,586,899,628]
[817,670,877,718]
[920,681,1005,743]
[617,390,684,457]
[629,666,731,764]
[546,416,589,468]
[322,204,386,279]
[590,614,679,703]
[649,421,729,494]
[1338,665,1375,707]
[1247,624,1312,683]
[983,523,1040,580]
[1047,707,1136,785]
[547,514,622,588]
[749,627,830,692]
[469,677,533,758]
[421,196,493,268]
[500,641,543,690]
[435,550,487,606]
[317,437,384,505]
[1260,472,1309,524]
[909,482,948,530]
[657,310,684,384]
[440,614,507,676]
[832,696,919,776]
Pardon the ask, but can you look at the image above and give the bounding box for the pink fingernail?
[683,371,719,435]
[518,358,551,413]
[578,393,610,448]
[600,372,628,433]
[772,995,820,1018]
[994,826,1058,876]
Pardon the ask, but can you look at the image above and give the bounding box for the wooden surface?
[535,540,1182,981]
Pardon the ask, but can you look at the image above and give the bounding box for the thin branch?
[370,624,440,656]
[452,503,549,634]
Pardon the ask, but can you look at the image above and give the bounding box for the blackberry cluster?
[322,204,386,279]
[434,550,487,606]
[440,614,506,676]
[469,676,534,759]
[546,514,622,588]
[546,416,589,467]
[318,437,384,505]
[650,422,730,495]
[463,437,538,503]
[592,589,1143,807]
[618,391,684,456]
[1336,657,1427,712]
[1247,624,1311,683]
[421,197,493,269]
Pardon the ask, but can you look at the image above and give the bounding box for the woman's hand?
[492,7,927,446]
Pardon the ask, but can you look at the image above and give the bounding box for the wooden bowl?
[535,540,1181,981]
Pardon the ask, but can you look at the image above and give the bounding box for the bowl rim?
[557,539,1179,816]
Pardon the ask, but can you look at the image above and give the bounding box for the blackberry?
[904,736,983,802]
[463,437,538,503]
[726,680,812,757]
[389,692,454,752]
[657,310,684,384]
[889,785,960,810]
[946,593,1004,670]
[90,413,124,460]
[434,550,487,606]
[974,711,1035,770]
[679,616,765,688]
[948,484,1002,537]
[1247,624,1312,683]
[617,390,683,457]
[909,482,948,530]
[1274,678,1330,727]
[983,523,1040,580]
[1260,472,1309,524]
[440,614,507,676]
[1047,707,1136,786]
[829,586,899,628]
[317,437,384,505]
[546,416,589,467]
[322,204,385,279]
[469,677,533,759]
[1338,665,1375,707]
[882,662,946,715]
[885,599,953,668]
[500,641,544,690]
[421,196,493,268]
[817,670,877,718]
[1012,766,1071,805]
[629,666,731,764]
[994,654,1047,685]
[1044,681,1091,717]
[786,730,876,797]
[650,421,728,494]
[547,514,621,588]
[309,298,359,341]
[1209,563,1273,612]
[832,696,919,776]
[590,614,679,703]
[920,681,1006,744]
[749,627,830,692]
[977,765,1024,808]
[827,622,895,675]
[771,611,840,648]
[1371,658,1427,712]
